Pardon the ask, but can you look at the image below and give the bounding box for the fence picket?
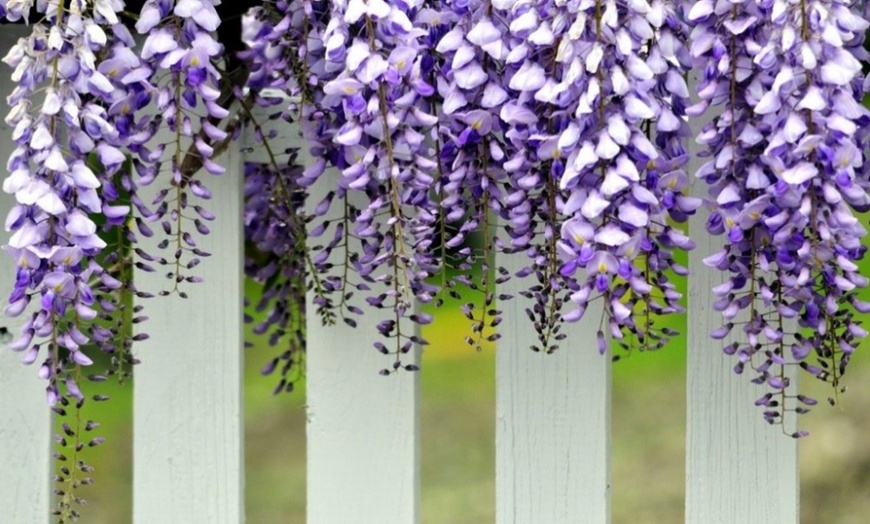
[305,166,422,524]
[496,254,611,524]
[132,145,245,523]
[685,218,800,523]
[0,270,52,524]
[685,95,799,521]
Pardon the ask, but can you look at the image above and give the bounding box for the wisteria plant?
[1,0,869,520]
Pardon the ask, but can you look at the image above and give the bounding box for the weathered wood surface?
[496,255,611,524]
[133,146,245,523]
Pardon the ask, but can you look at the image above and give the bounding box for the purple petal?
[781,162,817,185]
[509,61,546,92]
[455,63,488,90]
[467,18,501,46]
[595,225,631,247]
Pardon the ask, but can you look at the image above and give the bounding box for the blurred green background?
[67,269,870,523]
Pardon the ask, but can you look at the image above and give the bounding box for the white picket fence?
[0,27,799,524]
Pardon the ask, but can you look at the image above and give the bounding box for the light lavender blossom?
[689,0,870,434]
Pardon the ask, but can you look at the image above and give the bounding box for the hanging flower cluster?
[235,0,702,372]
[0,0,137,518]
[238,4,310,393]
[243,161,308,394]
[4,1,870,516]
[130,0,228,296]
[300,0,444,373]
[431,3,510,352]
[525,0,699,355]
[689,0,870,435]
[0,0,232,516]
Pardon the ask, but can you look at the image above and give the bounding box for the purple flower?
[689,0,870,431]
[522,0,699,356]
[131,0,228,296]
[2,0,136,514]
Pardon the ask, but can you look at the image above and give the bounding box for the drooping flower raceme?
[310,0,444,372]
[131,0,228,296]
[431,2,512,351]
[497,0,595,355]
[519,0,700,355]
[239,2,311,392]
[244,161,308,394]
[690,0,798,429]
[87,12,155,381]
[1,0,131,517]
[689,0,870,433]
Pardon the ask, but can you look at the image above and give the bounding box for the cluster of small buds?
[689,0,870,434]
[243,162,307,394]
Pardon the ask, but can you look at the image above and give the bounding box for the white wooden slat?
[685,81,799,520]
[243,102,420,522]
[0,25,52,524]
[305,167,421,524]
[685,206,799,523]
[685,223,799,523]
[0,233,52,524]
[133,146,245,523]
[496,256,611,524]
